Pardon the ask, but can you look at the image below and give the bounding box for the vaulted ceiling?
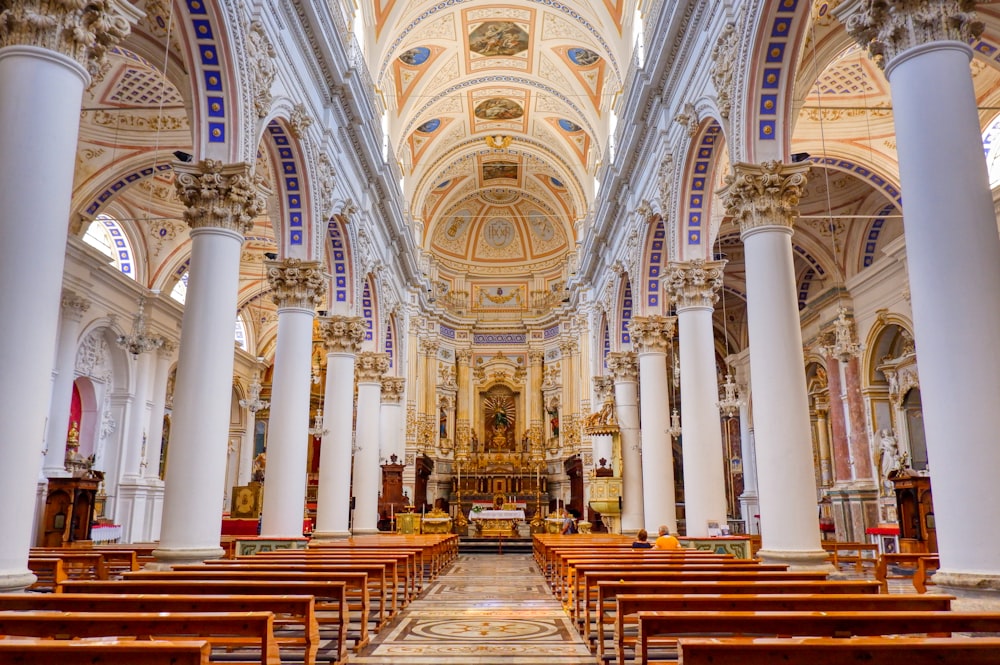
[369,1,635,283]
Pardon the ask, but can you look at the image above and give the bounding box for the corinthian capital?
[529,349,545,365]
[380,376,406,403]
[592,376,615,402]
[318,315,366,354]
[419,338,440,356]
[837,0,983,70]
[721,161,809,236]
[356,352,390,383]
[173,161,268,235]
[61,292,91,320]
[266,258,327,310]
[628,315,676,353]
[666,259,726,311]
[456,348,473,365]
[606,351,638,382]
[0,0,143,82]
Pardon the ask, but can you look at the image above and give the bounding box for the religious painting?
[483,390,517,451]
[558,118,582,133]
[417,118,440,133]
[482,161,518,181]
[398,46,430,66]
[474,98,524,121]
[468,21,529,57]
[568,47,601,66]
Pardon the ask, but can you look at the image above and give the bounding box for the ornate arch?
[261,119,313,257]
[615,273,634,350]
[326,217,354,309]
[640,213,667,313]
[678,121,725,252]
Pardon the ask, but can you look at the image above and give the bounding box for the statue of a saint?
[878,429,902,496]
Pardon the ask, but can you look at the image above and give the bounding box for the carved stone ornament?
[592,376,615,402]
[420,338,440,356]
[0,0,143,82]
[711,19,740,119]
[665,258,727,311]
[628,315,676,354]
[314,153,337,220]
[674,102,700,137]
[355,352,390,383]
[247,20,276,118]
[265,258,327,310]
[318,315,366,354]
[380,376,406,403]
[657,154,675,213]
[289,103,312,138]
[62,292,91,320]
[606,351,639,383]
[841,0,983,70]
[721,161,809,236]
[529,349,545,365]
[173,160,268,235]
[456,348,473,364]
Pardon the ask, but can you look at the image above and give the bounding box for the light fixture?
[668,335,682,439]
[240,361,270,414]
[116,294,163,357]
[308,407,328,437]
[717,372,743,419]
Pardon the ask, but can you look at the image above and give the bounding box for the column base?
[0,570,36,593]
[42,467,71,479]
[309,530,353,542]
[933,570,1000,597]
[149,546,226,568]
[351,527,380,536]
[756,548,834,572]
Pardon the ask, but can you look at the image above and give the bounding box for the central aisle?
[350,553,594,664]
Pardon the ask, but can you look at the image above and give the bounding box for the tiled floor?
[350,554,594,664]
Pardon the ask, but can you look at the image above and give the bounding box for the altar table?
[470,509,525,537]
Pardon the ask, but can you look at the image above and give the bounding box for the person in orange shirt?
[654,525,680,549]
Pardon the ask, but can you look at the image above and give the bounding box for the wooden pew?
[254,550,417,604]
[821,541,879,572]
[875,553,940,593]
[610,593,954,665]
[636,610,1000,665]
[31,547,139,577]
[676,636,1000,665]
[592,579,882,659]
[122,569,372,649]
[0,593,319,665]
[26,557,66,592]
[555,552,737,598]
[0,639,211,664]
[0,610,279,665]
[60,579,348,664]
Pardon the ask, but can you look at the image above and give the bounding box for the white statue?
[878,429,902,496]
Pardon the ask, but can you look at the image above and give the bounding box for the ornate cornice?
[0,0,142,82]
[839,0,983,70]
[380,376,406,403]
[61,293,91,321]
[173,160,267,235]
[628,315,676,354]
[356,352,390,383]
[266,258,326,310]
[318,315,366,354]
[721,161,809,236]
[606,352,638,383]
[666,259,726,311]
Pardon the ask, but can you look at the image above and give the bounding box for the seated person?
[560,508,578,535]
[654,525,680,549]
[631,528,653,549]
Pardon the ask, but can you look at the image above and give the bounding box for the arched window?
[83,214,135,278]
[170,271,248,350]
[235,316,248,351]
[982,113,1000,188]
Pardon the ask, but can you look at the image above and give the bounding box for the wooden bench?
[26,557,66,592]
[0,638,211,664]
[637,610,1000,665]
[609,593,954,665]
[31,547,139,577]
[676,636,1000,665]
[60,578,348,664]
[0,610,279,665]
[255,550,417,604]
[592,579,882,661]
[876,553,940,593]
[545,545,733,589]
[556,552,738,599]
[0,593,320,665]
[821,541,879,572]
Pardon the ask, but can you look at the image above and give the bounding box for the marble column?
[312,316,366,540]
[455,349,472,453]
[419,338,439,454]
[380,377,406,462]
[722,161,827,569]
[154,160,267,566]
[844,357,874,481]
[140,340,175,541]
[737,395,760,535]
[814,405,833,488]
[0,0,140,590]
[352,353,390,534]
[116,347,157,543]
[259,259,326,538]
[666,259,730,537]
[529,349,545,451]
[627,315,678,534]
[840,0,1000,588]
[607,352,643,533]
[43,293,91,477]
[823,352,852,483]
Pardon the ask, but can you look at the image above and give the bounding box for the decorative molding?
[173,160,268,234]
[62,293,91,321]
[380,376,406,403]
[710,18,739,119]
[318,315,366,353]
[628,315,676,354]
[289,102,312,138]
[721,161,809,235]
[247,20,277,118]
[266,258,327,310]
[665,259,726,311]
[356,352,390,383]
[674,101,699,136]
[606,351,638,382]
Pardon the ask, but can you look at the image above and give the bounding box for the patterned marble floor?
[349,553,594,664]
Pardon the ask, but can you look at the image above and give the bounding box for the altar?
[470,509,525,537]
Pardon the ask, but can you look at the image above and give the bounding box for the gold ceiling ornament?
[485,134,513,150]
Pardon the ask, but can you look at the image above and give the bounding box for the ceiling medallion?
[479,188,520,205]
[485,135,513,150]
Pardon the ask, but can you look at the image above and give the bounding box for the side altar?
[470,508,525,537]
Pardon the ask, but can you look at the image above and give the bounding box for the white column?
[607,352,643,533]
[380,377,406,461]
[737,398,760,535]
[259,259,325,538]
[723,161,827,568]
[43,293,91,477]
[121,351,155,480]
[666,260,730,537]
[352,353,390,534]
[0,1,139,591]
[139,340,174,542]
[313,316,366,540]
[840,0,1000,588]
[628,316,678,534]
[154,161,266,566]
